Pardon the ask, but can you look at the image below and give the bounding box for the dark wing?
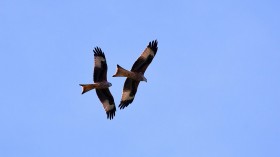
[130,40,158,73]
[96,88,116,120]
[93,47,107,82]
[119,78,140,109]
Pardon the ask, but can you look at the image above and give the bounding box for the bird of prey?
[80,47,116,120]
[113,40,158,109]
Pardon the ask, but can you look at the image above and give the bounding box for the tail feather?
[112,64,130,77]
[79,84,96,94]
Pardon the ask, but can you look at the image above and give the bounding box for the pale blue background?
[1,0,280,157]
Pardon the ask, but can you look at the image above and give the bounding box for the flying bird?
[113,40,158,109]
[80,47,116,120]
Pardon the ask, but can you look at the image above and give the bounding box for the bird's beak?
[144,77,147,82]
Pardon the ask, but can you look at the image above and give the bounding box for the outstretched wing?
[130,40,158,73]
[93,47,107,82]
[96,88,116,120]
[119,78,140,109]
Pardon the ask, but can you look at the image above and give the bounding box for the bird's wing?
[93,47,107,82]
[130,40,158,73]
[96,88,116,120]
[119,78,140,109]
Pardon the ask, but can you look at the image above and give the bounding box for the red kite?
[80,47,116,120]
[113,40,158,109]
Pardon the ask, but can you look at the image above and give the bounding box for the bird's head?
[108,82,112,87]
[142,76,147,82]
[138,72,147,82]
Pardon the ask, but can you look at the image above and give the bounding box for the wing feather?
[119,78,140,109]
[93,47,107,82]
[131,40,158,73]
[96,88,116,120]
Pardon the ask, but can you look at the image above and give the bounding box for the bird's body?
[113,40,158,109]
[113,64,146,82]
[79,81,111,94]
[80,47,116,120]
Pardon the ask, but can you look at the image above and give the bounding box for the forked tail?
[79,84,97,94]
[112,64,130,77]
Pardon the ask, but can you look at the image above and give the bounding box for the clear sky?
[1,0,280,157]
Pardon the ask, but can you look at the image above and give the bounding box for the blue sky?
[1,0,280,156]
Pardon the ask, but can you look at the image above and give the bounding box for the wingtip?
[93,47,105,58]
[148,40,158,53]
[119,104,128,110]
[118,100,133,109]
[106,107,116,120]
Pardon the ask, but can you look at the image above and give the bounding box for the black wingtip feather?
[93,47,105,58]
[148,40,158,54]
[106,107,116,120]
[119,100,133,109]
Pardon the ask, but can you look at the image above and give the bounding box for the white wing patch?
[102,99,114,112]
[122,90,134,101]
[95,56,105,68]
[148,48,155,57]
[141,48,155,60]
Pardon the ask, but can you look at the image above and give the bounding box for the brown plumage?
[80,47,116,120]
[113,40,158,109]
